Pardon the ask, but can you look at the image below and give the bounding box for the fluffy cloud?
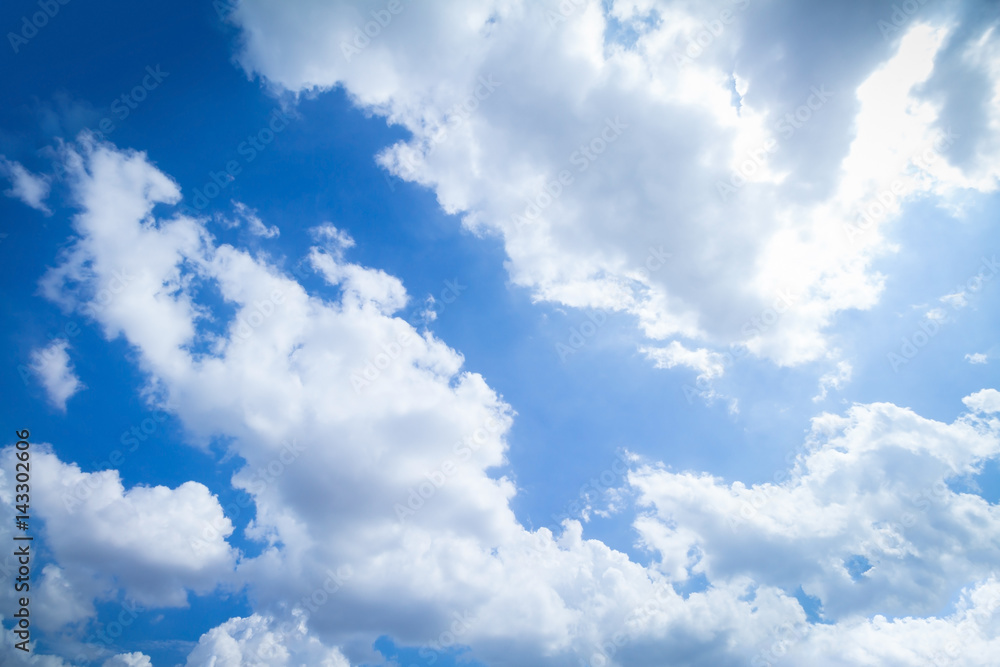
[184,613,350,666]
[776,577,1000,666]
[224,0,1000,383]
[101,652,153,667]
[630,399,1000,622]
[38,136,527,660]
[33,565,95,633]
[0,445,237,611]
[31,136,1000,666]
[0,157,52,214]
[964,388,1000,414]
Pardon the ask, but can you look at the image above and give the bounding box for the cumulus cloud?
[102,652,153,667]
[777,577,1000,666]
[0,445,237,610]
[33,565,95,632]
[0,157,52,214]
[38,136,527,660]
[29,136,1000,666]
[27,339,84,411]
[967,352,989,364]
[185,612,350,667]
[223,0,1000,380]
[964,388,1000,414]
[630,399,1000,622]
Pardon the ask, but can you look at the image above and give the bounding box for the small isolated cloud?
[232,200,280,238]
[940,291,968,309]
[421,295,439,322]
[29,339,84,411]
[814,360,853,402]
[309,222,355,255]
[963,389,1000,414]
[642,341,726,380]
[966,352,989,364]
[0,157,51,214]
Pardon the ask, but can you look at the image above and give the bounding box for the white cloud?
[33,136,1000,666]
[963,389,1000,415]
[777,577,1000,665]
[310,222,355,255]
[29,339,83,411]
[967,352,989,364]
[8,1,991,663]
[33,565,95,632]
[941,290,968,309]
[630,397,1000,622]
[223,1,1000,381]
[233,200,280,238]
[0,445,237,610]
[814,359,852,402]
[185,612,350,667]
[641,340,725,380]
[0,157,51,214]
[39,136,529,658]
[102,653,153,667]
[309,241,408,314]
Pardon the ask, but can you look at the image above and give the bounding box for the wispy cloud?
[0,156,51,214]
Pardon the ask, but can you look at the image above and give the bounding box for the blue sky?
[1,0,999,665]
